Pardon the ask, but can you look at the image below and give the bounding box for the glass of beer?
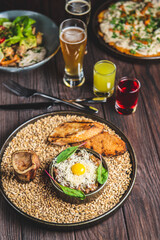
[65,0,91,25]
[60,18,87,88]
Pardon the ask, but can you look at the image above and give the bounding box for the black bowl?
[49,147,109,204]
[0,10,60,72]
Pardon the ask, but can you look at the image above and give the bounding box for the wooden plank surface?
[0,0,159,239]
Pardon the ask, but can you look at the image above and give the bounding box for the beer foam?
[60,27,86,44]
[65,0,91,16]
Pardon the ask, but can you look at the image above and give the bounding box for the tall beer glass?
[60,18,87,88]
[65,0,91,25]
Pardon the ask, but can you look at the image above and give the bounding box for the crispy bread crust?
[83,131,127,156]
[48,121,104,145]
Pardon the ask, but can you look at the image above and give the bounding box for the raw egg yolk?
[71,163,85,176]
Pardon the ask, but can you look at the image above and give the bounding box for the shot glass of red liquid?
[115,77,141,115]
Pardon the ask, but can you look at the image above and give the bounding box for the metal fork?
[2,80,98,114]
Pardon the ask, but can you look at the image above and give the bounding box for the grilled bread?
[48,121,104,145]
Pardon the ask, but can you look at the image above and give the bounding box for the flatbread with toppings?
[98,0,160,57]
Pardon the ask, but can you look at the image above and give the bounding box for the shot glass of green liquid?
[93,60,116,97]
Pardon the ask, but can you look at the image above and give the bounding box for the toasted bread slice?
[83,131,127,156]
[48,121,104,145]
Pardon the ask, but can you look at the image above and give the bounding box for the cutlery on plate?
[2,80,98,114]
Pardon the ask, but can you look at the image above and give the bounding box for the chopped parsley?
[30,59,38,63]
[148,8,153,14]
[126,16,135,24]
[119,18,126,24]
[130,49,136,54]
[135,42,145,50]
[114,23,124,31]
[134,33,139,38]
[137,27,141,33]
[122,30,131,38]
[110,4,116,10]
[33,48,42,53]
[112,32,118,38]
[110,18,117,25]
[157,38,160,43]
[140,38,152,43]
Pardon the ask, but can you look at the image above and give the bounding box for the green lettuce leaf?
[5,36,21,46]
[23,18,36,36]
[0,18,9,25]
[20,35,37,49]
[1,16,37,48]
[14,24,24,38]
[13,16,35,36]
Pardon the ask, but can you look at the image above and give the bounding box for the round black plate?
[0,111,137,229]
[90,0,160,60]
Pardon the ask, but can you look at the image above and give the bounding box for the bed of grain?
[1,115,132,224]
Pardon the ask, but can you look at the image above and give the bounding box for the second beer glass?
[60,19,87,88]
[65,0,91,25]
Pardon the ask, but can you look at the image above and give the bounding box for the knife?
[0,97,107,110]
[67,97,107,104]
[0,102,55,110]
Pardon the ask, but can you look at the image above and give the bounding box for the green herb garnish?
[56,143,85,163]
[140,38,152,43]
[60,185,85,200]
[157,37,160,43]
[119,17,126,24]
[97,155,108,185]
[114,23,124,31]
[110,4,116,10]
[112,32,118,38]
[123,30,131,38]
[56,146,78,163]
[110,17,117,25]
[45,170,85,200]
[33,48,42,53]
[130,49,136,54]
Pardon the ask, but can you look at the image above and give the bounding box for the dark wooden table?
[0,1,159,239]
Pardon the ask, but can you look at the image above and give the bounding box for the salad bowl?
[0,10,60,72]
